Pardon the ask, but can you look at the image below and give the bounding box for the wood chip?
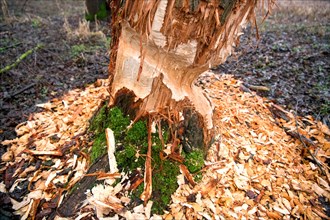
[105,128,118,173]
[180,164,196,187]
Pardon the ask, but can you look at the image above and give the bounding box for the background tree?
[85,0,110,21]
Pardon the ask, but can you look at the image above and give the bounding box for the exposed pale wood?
[110,22,213,131]
[109,0,260,150]
[105,128,118,174]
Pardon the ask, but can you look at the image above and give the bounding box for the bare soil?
[0,0,109,143]
[214,1,330,126]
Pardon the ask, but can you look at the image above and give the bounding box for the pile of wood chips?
[1,79,110,219]
[167,74,330,219]
[1,73,330,219]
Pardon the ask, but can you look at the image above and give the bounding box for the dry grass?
[63,18,106,43]
[255,0,330,36]
[1,0,17,23]
[273,0,330,23]
[276,0,330,15]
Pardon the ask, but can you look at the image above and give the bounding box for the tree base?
[109,22,214,149]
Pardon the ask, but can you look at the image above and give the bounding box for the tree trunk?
[109,0,257,148]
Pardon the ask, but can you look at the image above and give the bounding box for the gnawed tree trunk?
[109,0,259,202]
[109,0,257,146]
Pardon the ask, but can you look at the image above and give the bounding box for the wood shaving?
[1,74,330,219]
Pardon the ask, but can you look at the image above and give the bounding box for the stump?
[109,0,258,148]
[108,0,260,203]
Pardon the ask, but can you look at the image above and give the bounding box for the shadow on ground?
[0,0,110,142]
[1,1,110,218]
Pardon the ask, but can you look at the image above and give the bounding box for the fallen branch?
[244,83,270,92]
[7,82,36,99]
[57,154,110,217]
[0,44,43,74]
[267,103,291,122]
[284,128,316,148]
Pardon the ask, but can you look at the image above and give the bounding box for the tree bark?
[109,0,257,148]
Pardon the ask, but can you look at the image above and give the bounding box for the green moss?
[108,107,131,138]
[183,149,205,173]
[131,182,144,204]
[89,105,130,136]
[70,44,104,59]
[31,18,41,28]
[89,105,130,163]
[151,158,180,214]
[125,121,148,146]
[115,144,145,172]
[89,105,205,215]
[194,173,203,182]
[71,44,87,58]
[90,133,107,163]
[321,101,330,115]
[115,123,180,215]
[89,105,107,133]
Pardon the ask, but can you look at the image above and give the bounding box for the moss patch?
[89,105,130,163]
[151,155,180,214]
[114,119,180,214]
[125,121,148,146]
[89,104,204,214]
[183,149,205,173]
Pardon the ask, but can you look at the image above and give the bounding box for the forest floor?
[0,0,109,144]
[0,0,329,219]
[215,1,330,125]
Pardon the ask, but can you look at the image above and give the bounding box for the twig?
[0,31,9,35]
[21,0,29,12]
[0,44,43,74]
[284,128,316,148]
[7,82,36,99]
[244,83,270,92]
[40,47,64,63]
[0,42,22,52]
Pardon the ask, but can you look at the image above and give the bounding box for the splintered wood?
[1,74,330,219]
[109,0,266,149]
